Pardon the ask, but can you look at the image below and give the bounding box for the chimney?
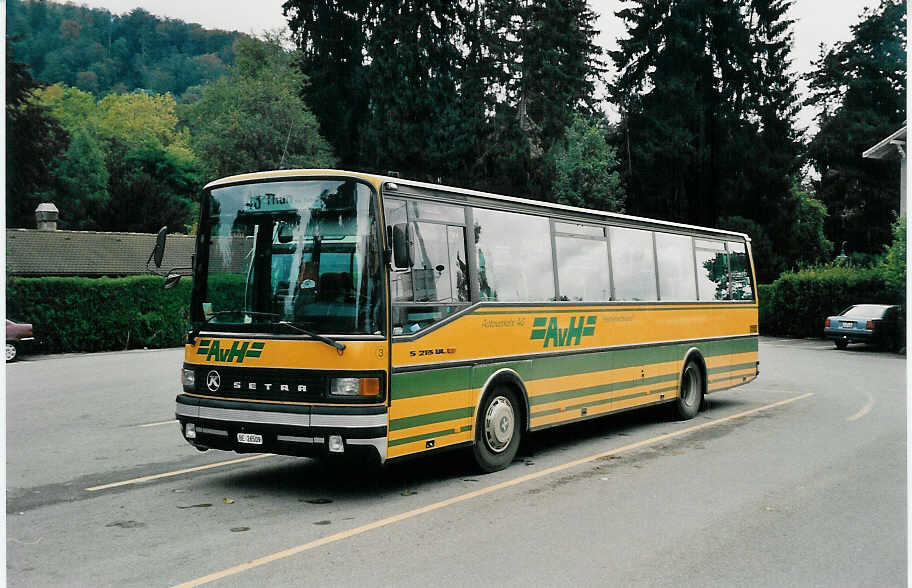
[35,202,59,231]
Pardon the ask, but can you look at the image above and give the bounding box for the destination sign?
[244,193,293,212]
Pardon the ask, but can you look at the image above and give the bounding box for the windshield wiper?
[187,310,282,344]
[276,321,346,353]
[204,310,282,323]
[189,311,345,353]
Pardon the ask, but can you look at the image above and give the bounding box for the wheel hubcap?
[6,343,16,361]
[484,396,515,453]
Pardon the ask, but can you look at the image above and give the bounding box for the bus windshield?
[198,179,385,335]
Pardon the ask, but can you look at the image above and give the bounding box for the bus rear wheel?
[673,360,703,420]
[472,385,522,473]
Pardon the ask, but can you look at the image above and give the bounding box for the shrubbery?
[7,275,191,353]
[759,217,906,341]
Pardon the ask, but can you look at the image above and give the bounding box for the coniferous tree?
[485,0,604,199]
[611,0,812,280]
[359,0,463,180]
[283,0,370,169]
[283,0,608,202]
[805,0,906,255]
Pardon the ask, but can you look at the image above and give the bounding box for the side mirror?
[163,272,182,290]
[391,223,411,269]
[149,226,168,269]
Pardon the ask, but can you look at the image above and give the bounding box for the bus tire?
[673,360,703,420]
[473,385,522,473]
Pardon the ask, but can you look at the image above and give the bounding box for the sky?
[76,0,877,130]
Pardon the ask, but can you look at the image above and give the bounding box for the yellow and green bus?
[167,169,758,472]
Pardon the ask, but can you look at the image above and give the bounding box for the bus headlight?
[330,377,381,399]
[182,368,196,391]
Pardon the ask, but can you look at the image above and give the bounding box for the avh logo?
[196,340,265,363]
[530,316,596,348]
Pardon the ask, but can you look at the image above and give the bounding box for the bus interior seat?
[318,272,352,302]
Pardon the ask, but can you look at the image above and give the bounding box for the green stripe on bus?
[530,373,677,407]
[707,361,757,375]
[391,338,756,400]
[389,424,474,447]
[475,306,754,315]
[392,367,471,400]
[710,373,754,385]
[534,384,679,418]
[389,407,474,431]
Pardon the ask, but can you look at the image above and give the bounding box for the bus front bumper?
[175,394,388,463]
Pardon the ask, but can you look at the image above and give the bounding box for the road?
[6,338,906,587]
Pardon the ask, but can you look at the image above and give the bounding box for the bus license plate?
[237,433,263,445]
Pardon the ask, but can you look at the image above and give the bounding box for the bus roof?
[204,169,751,242]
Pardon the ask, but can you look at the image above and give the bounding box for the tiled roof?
[6,229,196,277]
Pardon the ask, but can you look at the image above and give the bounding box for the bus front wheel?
[473,385,522,473]
[673,360,703,420]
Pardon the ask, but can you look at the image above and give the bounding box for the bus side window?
[609,227,658,301]
[655,232,697,301]
[472,208,555,302]
[694,239,729,300]
[384,198,413,303]
[388,197,469,335]
[727,241,753,300]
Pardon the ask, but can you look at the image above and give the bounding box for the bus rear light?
[328,435,344,453]
[185,423,196,439]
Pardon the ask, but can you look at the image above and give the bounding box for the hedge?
[7,275,192,353]
[758,266,903,339]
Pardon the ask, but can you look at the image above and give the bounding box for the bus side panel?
[387,364,473,459]
[704,335,759,393]
[387,303,758,458]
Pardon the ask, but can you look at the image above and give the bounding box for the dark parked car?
[824,304,901,350]
[6,318,35,362]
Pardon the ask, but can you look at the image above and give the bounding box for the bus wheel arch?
[472,369,528,472]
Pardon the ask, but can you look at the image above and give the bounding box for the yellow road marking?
[847,391,875,421]
[172,392,814,588]
[85,454,274,492]
[137,419,178,428]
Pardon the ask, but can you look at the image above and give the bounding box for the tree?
[51,128,110,230]
[183,34,336,180]
[358,0,463,180]
[36,83,202,232]
[805,0,906,255]
[6,41,69,228]
[104,142,200,233]
[283,0,370,169]
[7,0,241,98]
[611,0,804,280]
[479,0,605,198]
[548,115,624,212]
[283,0,605,200]
[881,216,906,300]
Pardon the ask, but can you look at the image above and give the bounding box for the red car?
[6,318,34,362]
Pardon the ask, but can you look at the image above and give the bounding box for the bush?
[757,283,774,329]
[759,266,899,338]
[7,275,191,353]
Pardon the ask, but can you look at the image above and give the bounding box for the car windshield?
[842,305,890,318]
[197,179,385,335]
